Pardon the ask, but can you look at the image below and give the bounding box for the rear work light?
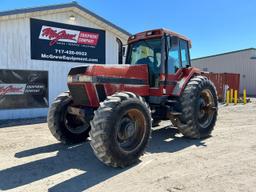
[146,31,153,36]
[130,35,136,40]
[146,30,162,36]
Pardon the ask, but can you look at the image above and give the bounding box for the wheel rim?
[62,103,90,134]
[197,89,216,129]
[116,109,146,153]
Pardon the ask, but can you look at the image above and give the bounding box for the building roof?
[0,1,131,37]
[192,48,256,61]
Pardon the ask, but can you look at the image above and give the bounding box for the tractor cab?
[126,29,192,88]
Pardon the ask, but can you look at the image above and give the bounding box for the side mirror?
[122,45,128,64]
[122,45,128,57]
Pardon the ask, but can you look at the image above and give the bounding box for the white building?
[192,48,256,96]
[0,2,130,120]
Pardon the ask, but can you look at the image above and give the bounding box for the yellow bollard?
[234,90,238,105]
[226,90,230,105]
[243,89,247,104]
[230,89,233,103]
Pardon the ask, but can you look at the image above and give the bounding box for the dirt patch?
[0,101,256,192]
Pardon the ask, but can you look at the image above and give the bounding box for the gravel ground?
[0,101,256,192]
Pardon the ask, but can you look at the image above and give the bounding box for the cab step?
[169,112,182,116]
[166,99,177,104]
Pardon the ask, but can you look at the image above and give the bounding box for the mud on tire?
[176,75,218,139]
[47,92,90,144]
[89,92,152,168]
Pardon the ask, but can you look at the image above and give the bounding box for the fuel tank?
[67,64,150,107]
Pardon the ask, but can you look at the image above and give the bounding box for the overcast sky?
[1,0,255,58]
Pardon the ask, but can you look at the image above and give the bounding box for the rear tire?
[176,76,218,139]
[47,92,90,144]
[89,92,152,168]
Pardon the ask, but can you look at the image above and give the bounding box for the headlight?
[79,75,93,82]
[67,75,93,83]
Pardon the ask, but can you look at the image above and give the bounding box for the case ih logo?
[39,26,99,46]
[0,84,26,96]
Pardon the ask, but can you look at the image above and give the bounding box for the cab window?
[180,40,190,68]
[168,39,181,74]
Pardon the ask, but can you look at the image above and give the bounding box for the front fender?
[171,67,201,96]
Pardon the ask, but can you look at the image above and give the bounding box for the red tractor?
[48,29,218,168]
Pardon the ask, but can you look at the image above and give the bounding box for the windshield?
[127,39,162,68]
[126,38,162,87]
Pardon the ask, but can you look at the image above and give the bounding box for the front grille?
[68,84,89,106]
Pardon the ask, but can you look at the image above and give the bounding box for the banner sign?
[30,18,106,64]
[0,69,48,109]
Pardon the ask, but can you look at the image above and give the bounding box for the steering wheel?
[146,56,158,68]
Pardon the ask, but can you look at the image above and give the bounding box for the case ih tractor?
[48,29,218,168]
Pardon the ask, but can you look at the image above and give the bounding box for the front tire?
[176,76,218,139]
[47,92,90,144]
[89,92,152,168]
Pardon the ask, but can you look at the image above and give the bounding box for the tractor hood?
[67,64,149,107]
[68,64,149,85]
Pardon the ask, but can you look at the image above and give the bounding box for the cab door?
[165,37,190,95]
